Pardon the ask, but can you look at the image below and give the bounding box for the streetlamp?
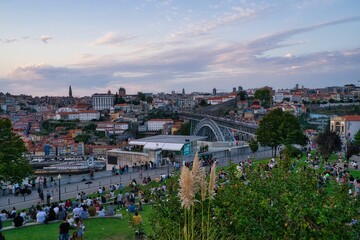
[228,148,232,165]
[167,158,170,178]
[57,174,62,202]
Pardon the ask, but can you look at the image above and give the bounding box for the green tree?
[213,164,360,239]
[237,90,248,101]
[256,109,307,157]
[254,88,271,108]
[74,134,91,144]
[0,118,33,183]
[248,138,259,154]
[315,131,342,160]
[146,96,153,104]
[137,92,146,101]
[354,129,360,146]
[177,122,190,135]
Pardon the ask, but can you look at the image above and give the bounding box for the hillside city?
[0,83,359,161]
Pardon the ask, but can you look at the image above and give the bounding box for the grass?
[2,205,153,240]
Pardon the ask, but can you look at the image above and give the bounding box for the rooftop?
[130,135,206,145]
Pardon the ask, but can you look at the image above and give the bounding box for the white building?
[78,110,100,121]
[330,115,360,141]
[96,122,129,134]
[55,110,100,121]
[147,119,173,131]
[92,92,115,110]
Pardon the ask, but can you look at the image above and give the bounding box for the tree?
[254,88,271,108]
[146,96,153,104]
[248,138,259,154]
[213,163,360,239]
[354,129,360,146]
[237,90,248,101]
[0,118,33,183]
[137,92,146,101]
[256,109,307,157]
[315,131,342,160]
[148,155,360,239]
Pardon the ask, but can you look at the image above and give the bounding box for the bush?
[281,145,303,159]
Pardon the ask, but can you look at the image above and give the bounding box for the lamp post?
[167,158,170,178]
[57,174,62,202]
[228,148,232,165]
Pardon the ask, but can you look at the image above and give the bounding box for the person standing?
[58,217,70,240]
[39,189,44,203]
[46,190,51,205]
[75,217,85,240]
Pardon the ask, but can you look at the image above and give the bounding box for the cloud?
[92,32,137,46]
[167,7,259,41]
[3,38,17,43]
[40,35,53,43]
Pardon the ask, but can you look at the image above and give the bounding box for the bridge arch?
[193,118,225,142]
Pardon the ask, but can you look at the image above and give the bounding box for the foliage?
[249,138,259,153]
[74,134,91,144]
[137,92,146,101]
[0,118,33,183]
[213,163,360,239]
[237,90,248,101]
[146,96,153,104]
[83,123,97,132]
[254,88,271,108]
[177,122,191,135]
[199,99,208,107]
[315,131,342,160]
[346,144,360,160]
[280,145,303,159]
[256,109,307,157]
[354,129,360,146]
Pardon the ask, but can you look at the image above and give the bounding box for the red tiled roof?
[344,115,360,121]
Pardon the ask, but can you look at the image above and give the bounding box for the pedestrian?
[46,190,51,205]
[39,189,44,203]
[58,217,70,240]
[75,217,85,240]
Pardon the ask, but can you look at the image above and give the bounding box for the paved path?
[0,166,173,210]
[0,149,272,211]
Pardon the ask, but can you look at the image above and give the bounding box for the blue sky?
[0,0,359,97]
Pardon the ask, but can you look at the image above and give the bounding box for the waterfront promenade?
[0,149,272,210]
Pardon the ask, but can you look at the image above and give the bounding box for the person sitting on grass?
[88,204,96,217]
[13,213,24,227]
[36,208,47,223]
[97,206,106,217]
[132,212,142,226]
[107,202,115,216]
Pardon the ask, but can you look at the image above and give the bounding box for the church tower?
[69,86,73,98]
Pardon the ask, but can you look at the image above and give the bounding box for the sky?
[0,0,360,97]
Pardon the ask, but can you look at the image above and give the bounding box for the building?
[147,119,174,131]
[91,91,115,110]
[96,122,129,134]
[330,115,360,141]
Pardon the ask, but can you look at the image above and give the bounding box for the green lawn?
[2,205,153,240]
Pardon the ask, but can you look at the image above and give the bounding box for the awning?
[162,143,184,151]
[143,142,164,150]
[129,141,147,146]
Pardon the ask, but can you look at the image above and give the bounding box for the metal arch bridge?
[178,112,258,142]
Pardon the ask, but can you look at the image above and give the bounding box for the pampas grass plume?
[179,166,195,210]
[208,162,216,199]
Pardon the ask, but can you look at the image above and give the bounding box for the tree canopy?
[256,109,307,157]
[315,130,342,160]
[148,154,360,239]
[0,118,33,183]
[254,88,272,108]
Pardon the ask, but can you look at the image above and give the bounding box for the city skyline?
[1,0,360,97]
